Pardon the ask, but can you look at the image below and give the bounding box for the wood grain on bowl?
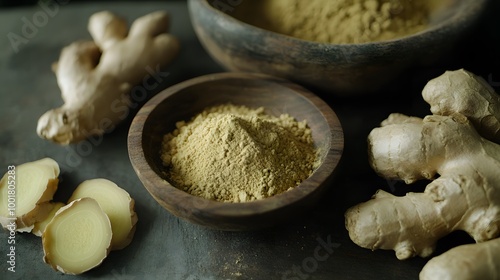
[128,72,343,230]
[187,0,489,95]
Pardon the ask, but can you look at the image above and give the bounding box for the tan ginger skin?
[420,237,500,280]
[345,69,500,278]
[37,11,179,145]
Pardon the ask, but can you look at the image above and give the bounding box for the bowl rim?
[128,72,344,221]
[190,0,489,48]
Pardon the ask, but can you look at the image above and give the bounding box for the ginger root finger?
[37,11,180,145]
[419,238,500,280]
[422,69,500,143]
[346,114,500,259]
[0,158,59,232]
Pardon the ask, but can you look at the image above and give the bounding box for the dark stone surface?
[0,1,499,279]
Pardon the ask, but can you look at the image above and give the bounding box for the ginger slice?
[42,197,112,275]
[0,158,59,232]
[32,202,65,237]
[68,178,137,250]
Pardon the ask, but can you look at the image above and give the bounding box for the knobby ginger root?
[345,69,500,275]
[0,158,59,232]
[37,10,180,145]
[419,237,500,280]
[42,197,112,275]
[422,69,500,143]
[347,113,500,259]
[68,178,137,250]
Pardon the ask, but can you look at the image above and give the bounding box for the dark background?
[1,0,500,279]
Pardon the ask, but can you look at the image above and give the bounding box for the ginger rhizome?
[0,158,59,232]
[42,198,112,275]
[32,202,65,237]
[344,69,500,278]
[420,237,500,280]
[68,178,137,250]
[37,10,180,145]
[0,156,138,274]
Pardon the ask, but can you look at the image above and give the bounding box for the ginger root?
[0,157,138,274]
[0,158,59,232]
[422,69,500,143]
[42,198,112,275]
[68,178,137,250]
[37,10,179,145]
[32,202,65,237]
[345,69,500,277]
[419,237,500,280]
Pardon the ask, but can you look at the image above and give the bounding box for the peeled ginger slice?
[42,197,112,275]
[68,178,138,250]
[0,158,59,232]
[32,202,65,237]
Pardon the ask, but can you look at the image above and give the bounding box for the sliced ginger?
[0,158,59,232]
[68,178,137,250]
[32,202,65,237]
[0,157,138,275]
[42,197,112,275]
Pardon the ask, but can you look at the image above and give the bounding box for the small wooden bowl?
[128,72,343,231]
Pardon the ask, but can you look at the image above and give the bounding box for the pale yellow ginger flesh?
[345,69,500,277]
[68,178,137,250]
[37,10,180,145]
[419,237,500,280]
[42,198,112,275]
[32,202,65,237]
[0,158,59,232]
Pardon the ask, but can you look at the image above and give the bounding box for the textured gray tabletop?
[1,1,499,280]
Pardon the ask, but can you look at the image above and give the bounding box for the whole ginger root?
[419,237,500,280]
[345,69,500,278]
[37,11,179,145]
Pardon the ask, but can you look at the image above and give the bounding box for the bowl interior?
[215,0,482,35]
[129,73,343,230]
[189,0,488,95]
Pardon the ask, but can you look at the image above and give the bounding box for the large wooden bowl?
[188,0,488,95]
[128,72,343,231]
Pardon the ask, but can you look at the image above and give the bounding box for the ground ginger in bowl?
[160,104,319,203]
[232,0,435,44]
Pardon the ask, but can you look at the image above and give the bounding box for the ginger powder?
[160,104,318,203]
[233,0,431,44]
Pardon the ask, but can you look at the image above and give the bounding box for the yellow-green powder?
[160,104,318,203]
[233,0,431,44]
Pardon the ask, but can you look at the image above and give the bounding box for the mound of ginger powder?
[160,104,319,203]
[232,0,432,44]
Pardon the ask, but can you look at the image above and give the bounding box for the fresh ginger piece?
[345,70,500,261]
[420,238,500,280]
[422,69,500,143]
[37,10,180,145]
[68,178,137,250]
[32,202,65,237]
[346,113,500,259]
[42,197,112,275]
[0,158,59,232]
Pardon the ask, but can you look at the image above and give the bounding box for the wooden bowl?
[128,72,343,231]
[188,0,488,95]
